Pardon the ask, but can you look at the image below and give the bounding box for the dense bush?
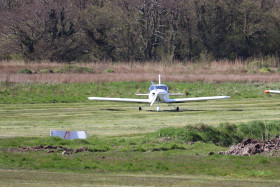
[17,68,32,74]
[259,68,273,73]
[154,121,280,146]
[55,65,93,73]
[40,69,54,73]
[1,0,280,62]
[239,121,280,140]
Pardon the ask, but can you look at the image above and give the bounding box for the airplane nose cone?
[157,90,167,94]
[265,90,270,93]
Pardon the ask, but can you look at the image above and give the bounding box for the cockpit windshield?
[149,85,168,92]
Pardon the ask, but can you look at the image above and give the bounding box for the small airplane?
[265,90,280,94]
[88,75,230,111]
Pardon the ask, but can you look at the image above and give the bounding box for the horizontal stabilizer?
[136,93,149,96]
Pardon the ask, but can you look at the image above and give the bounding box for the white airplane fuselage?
[149,85,169,103]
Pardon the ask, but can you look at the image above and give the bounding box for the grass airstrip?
[1,82,280,186]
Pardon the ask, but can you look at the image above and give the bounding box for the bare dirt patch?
[220,136,280,156]
[2,145,104,155]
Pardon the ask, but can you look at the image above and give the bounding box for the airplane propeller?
[150,92,158,106]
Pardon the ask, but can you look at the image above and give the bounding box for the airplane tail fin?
[159,74,161,85]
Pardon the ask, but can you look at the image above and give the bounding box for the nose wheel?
[156,101,160,112]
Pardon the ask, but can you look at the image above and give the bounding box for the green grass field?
[1,97,280,137]
[1,82,280,186]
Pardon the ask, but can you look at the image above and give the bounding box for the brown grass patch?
[0,60,279,83]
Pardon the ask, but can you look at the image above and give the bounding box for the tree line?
[0,0,280,62]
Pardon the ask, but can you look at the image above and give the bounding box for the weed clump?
[106,69,115,73]
[55,65,93,73]
[40,68,54,73]
[18,68,32,74]
[259,68,273,73]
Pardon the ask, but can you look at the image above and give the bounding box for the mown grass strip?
[1,82,279,104]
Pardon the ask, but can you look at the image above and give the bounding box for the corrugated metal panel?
[50,130,87,139]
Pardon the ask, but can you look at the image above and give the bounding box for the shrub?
[259,68,273,73]
[18,68,32,74]
[218,123,242,146]
[239,121,280,140]
[153,121,280,146]
[55,65,93,73]
[177,128,202,142]
[192,124,220,143]
[40,69,54,73]
[106,69,115,73]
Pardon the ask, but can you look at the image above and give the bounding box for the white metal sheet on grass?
[50,130,87,139]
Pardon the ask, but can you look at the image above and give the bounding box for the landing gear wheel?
[157,102,160,112]
[139,107,142,111]
[176,107,179,111]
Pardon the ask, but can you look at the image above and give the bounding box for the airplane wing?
[169,93,184,96]
[265,90,280,94]
[88,97,150,103]
[167,96,230,103]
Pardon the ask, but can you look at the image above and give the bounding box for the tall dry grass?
[0,60,279,83]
